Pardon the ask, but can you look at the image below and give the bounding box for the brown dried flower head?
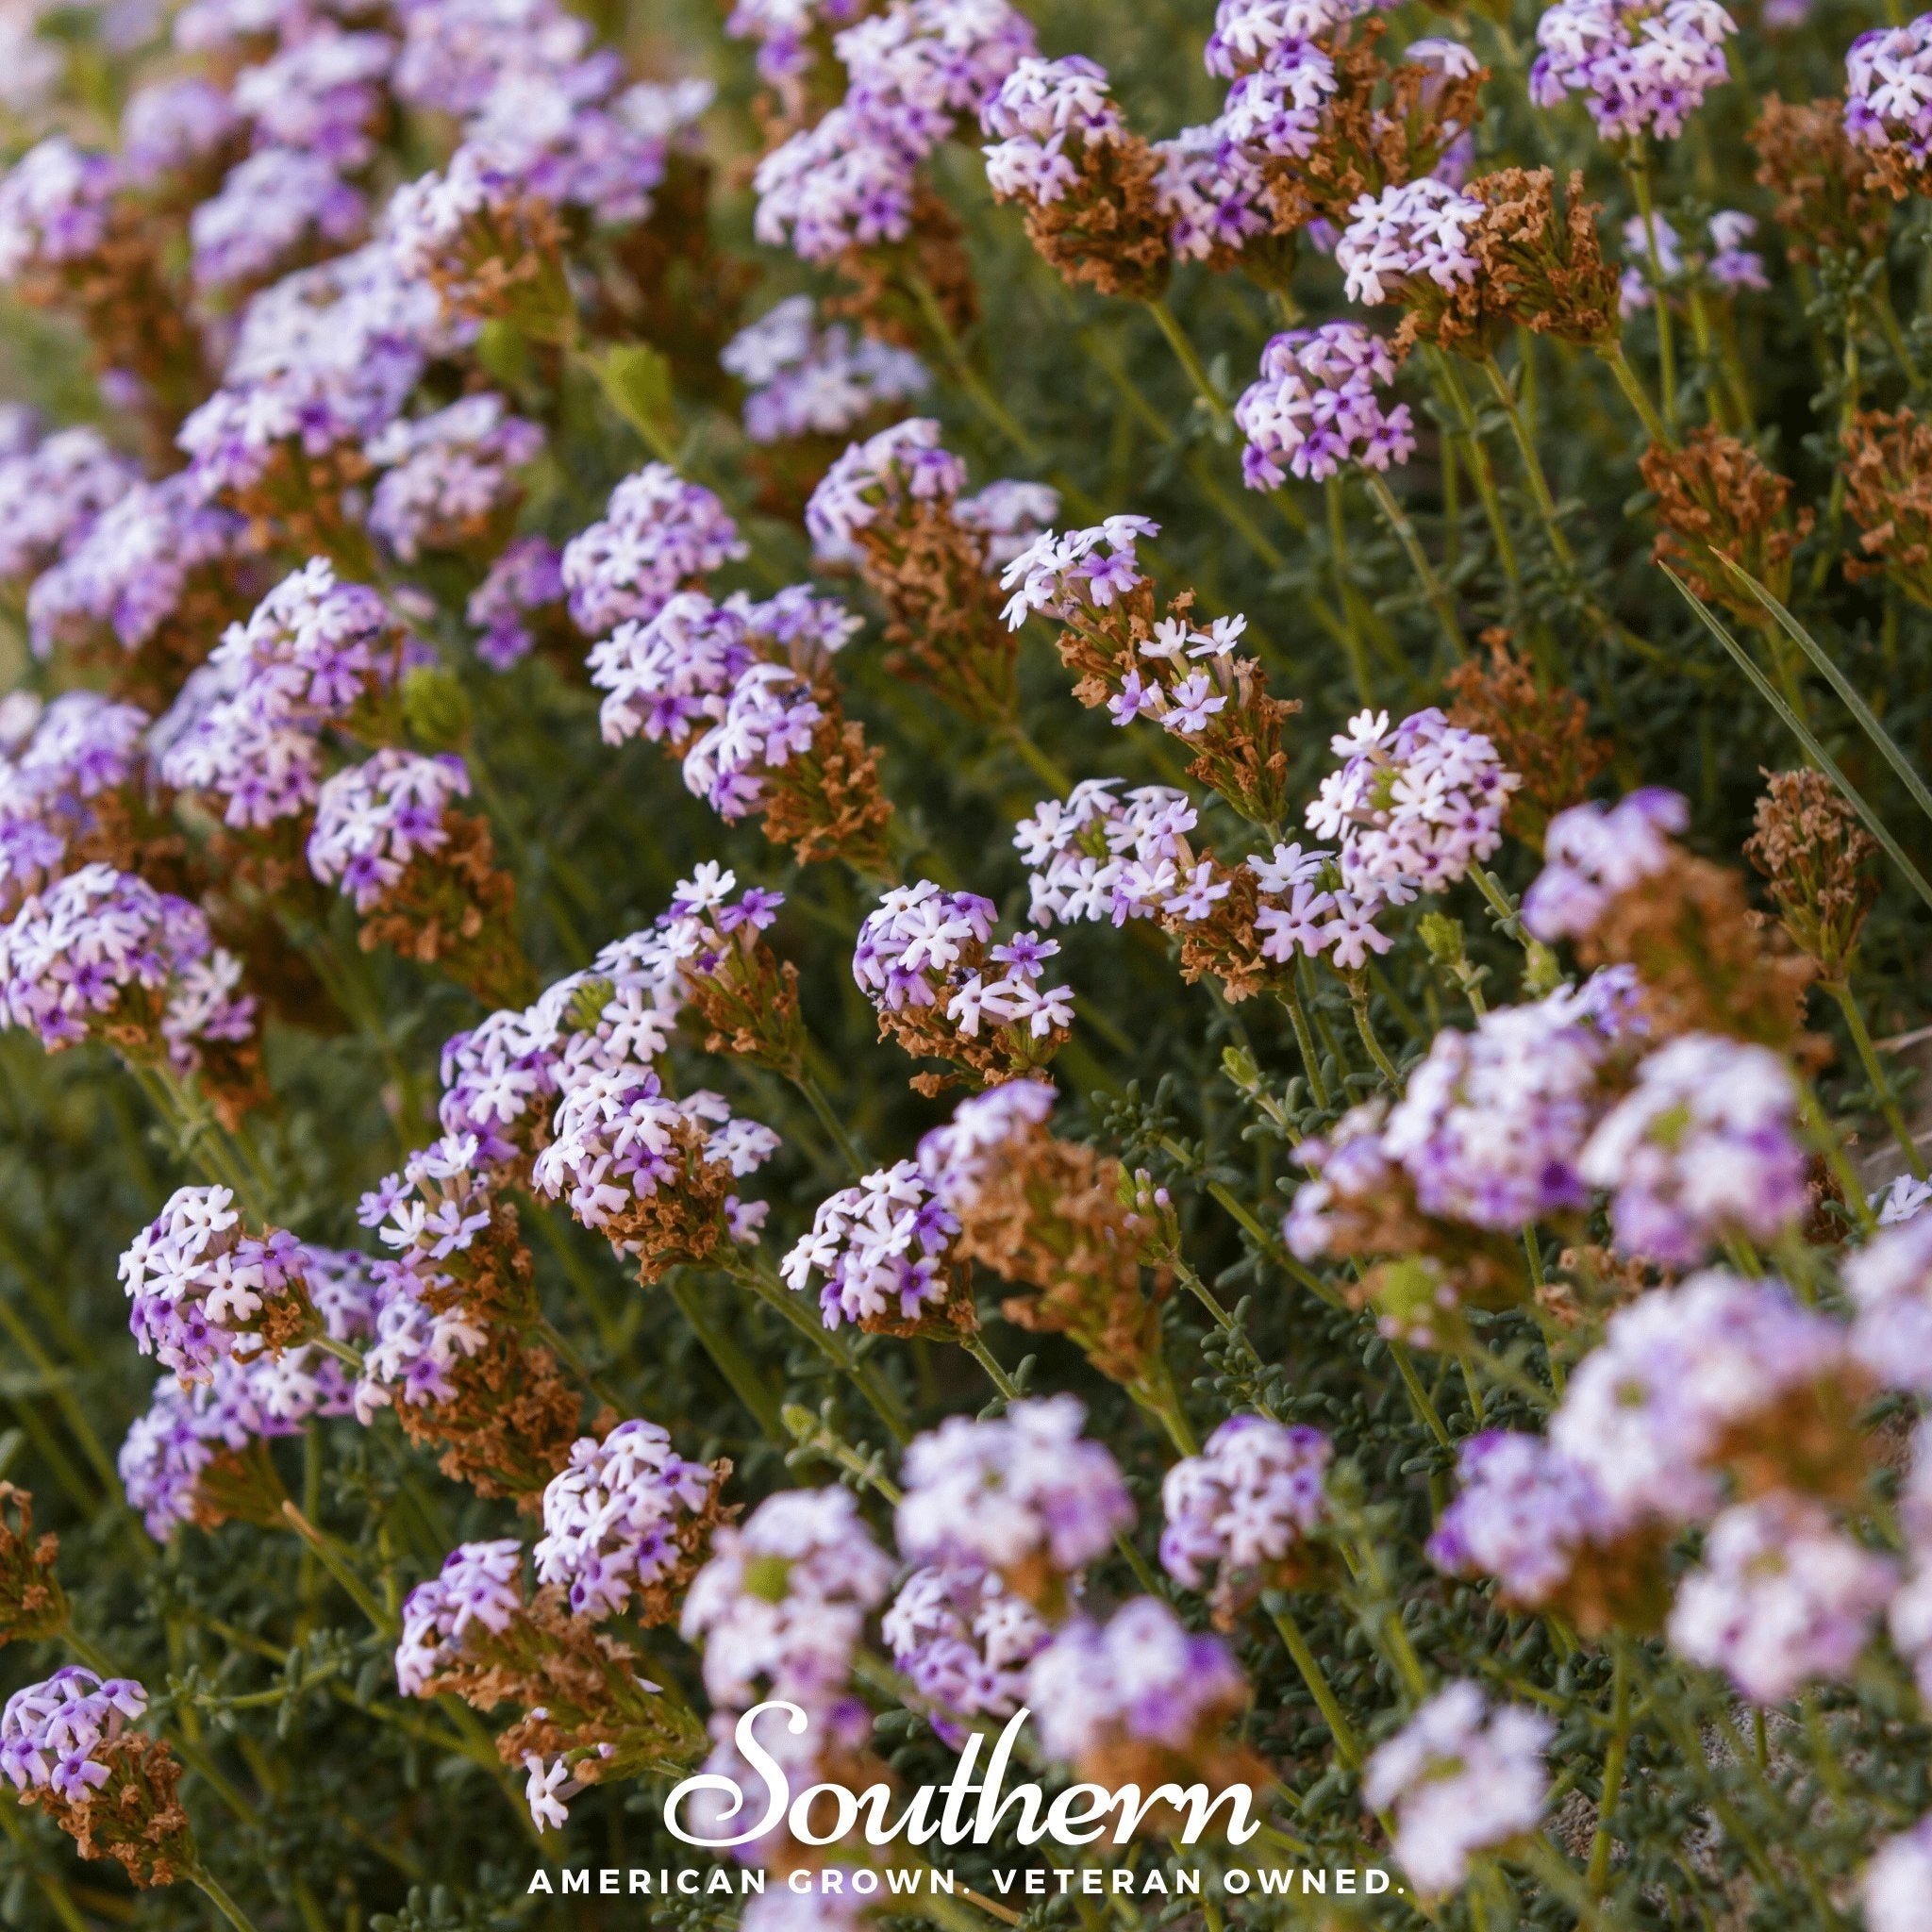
[995,133,1174,302]
[1842,407,1932,607]
[1641,427,1814,623]
[1750,96,1893,262]
[0,1484,66,1644]
[1444,630,1612,844]
[1744,767,1878,981]
[22,1729,196,1890]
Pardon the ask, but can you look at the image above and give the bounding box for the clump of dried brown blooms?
[1842,407,1932,607]
[1641,427,1813,623]
[1750,97,1893,261]
[1745,766,1878,982]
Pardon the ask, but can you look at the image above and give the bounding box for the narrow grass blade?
[1662,566,1932,916]
[1715,553,1932,834]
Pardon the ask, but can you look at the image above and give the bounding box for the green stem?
[279,1503,396,1637]
[1588,1642,1631,1895]
[1144,299,1230,426]
[1268,1606,1364,1767]
[1327,478,1375,707]
[1429,350,1522,587]
[1481,351,1574,567]
[1362,467,1468,659]
[1627,160,1679,437]
[1390,1340,1454,1449]
[1348,979,1402,1089]
[1274,979,1330,1108]
[731,1253,911,1442]
[668,1272,784,1443]
[192,1866,267,1932]
[907,271,1048,466]
[1595,339,1671,447]
[794,1068,868,1177]
[1825,979,1927,1179]
[1001,722,1074,798]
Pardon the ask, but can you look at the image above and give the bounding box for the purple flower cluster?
[534,1421,721,1621]
[724,0,869,89]
[1578,1033,1807,1266]
[915,1078,1058,1209]
[0,1669,149,1802]
[1667,1491,1894,1703]
[0,138,121,283]
[1426,1430,1624,1607]
[0,691,150,913]
[1014,778,1200,928]
[157,560,399,830]
[1204,0,1366,81]
[1380,974,1635,1230]
[0,862,255,1069]
[1153,124,1271,265]
[395,1539,525,1695]
[1618,210,1767,315]
[0,426,138,585]
[1362,1682,1551,1896]
[853,879,1074,1044]
[723,296,929,444]
[1848,19,1932,171]
[307,750,472,911]
[1235,323,1414,488]
[1337,179,1481,309]
[680,1487,895,1716]
[191,145,368,293]
[1549,1270,1850,1525]
[26,474,245,662]
[1307,706,1520,898]
[805,415,968,560]
[467,537,564,670]
[118,1184,308,1380]
[681,663,824,823]
[884,1563,1050,1731]
[1160,1415,1331,1595]
[530,1064,777,1250]
[1865,1816,1932,1932]
[1521,786,1687,941]
[979,56,1126,206]
[366,393,543,562]
[561,466,746,639]
[1847,1214,1932,1392]
[120,75,242,185]
[999,512,1158,628]
[1024,1598,1248,1762]
[1528,0,1737,143]
[895,1396,1133,1586]
[752,0,1036,264]
[780,1159,961,1326]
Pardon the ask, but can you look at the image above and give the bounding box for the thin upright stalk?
[1326,476,1375,705]
[1269,1605,1364,1767]
[1824,978,1927,1179]
[1626,160,1679,436]
[1428,350,1523,585]
[1144,298,1231,427]
[1594,339,1671,446]
[1274,980,1331,1108]
[1361,467,1468,658]
[1349,978,1402,1089]
[1481,351,1575,567]
[192,1867,266,1932]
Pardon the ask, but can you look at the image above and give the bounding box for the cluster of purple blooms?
[1522,786,1685,941]
[751,0,1036,264]
[1845,17,1932,169]
[852,878,1075,1046]
[1618,209,1767,315]
[0,138,121,284]
[978,55,1127,206]
[880,1562,1050,1732]
[1234,323,1415,489]
[533,1421,721,1621]
[307,749,473,912]
[0,1670,150,1805]
[395,1539,525,1696]
[467,536,565,670]
[562,466,747,639]
[1362,1682,1552,1896]
[1159,1415,1331,1596]
[723,296,929,445]
[117,1184,308,1381]
[1307,706,1520,900]
[365,393,544,563]
[998,511,1157,629]
[0,426,138,585]
[0,691,148,913]
[1337,178,1481,310]
[157,560,401,831]
[1527,0,1738,143]
[0,862,255,1070]
[1014,779,1200,928]
[780,1159,961,1327]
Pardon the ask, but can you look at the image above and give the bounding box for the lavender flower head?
[1528,0,1737,143]
[230,26,397,169]
[1426,1430,1624,1607]
[895,1396,1133,1592]
[1337,179,1481,309]
[307,750,472,912]
[0,426,138,585]
[722,296,929,445]
[1204,0,1364,78]
[0,139,121,282]
[395,1540,525,1696]
[1864,1816,1932,1932]
[366,393,544,562]
[1846,17,1932,171]
[1235,324,1414,489]
[533,1421,722,1621]
[0,1668,149,1802]
[1578,1032,1807,1266]
[1522,787,1688,941]
[679,1487,895,1716]
[882,1563,1051,1730]
[1307,706,1520,899]
[587,591,756,751]
[1362,1682,1552,1896]
[392,0,604,116]
[1667,1492,1895,1703]
[916,1077,1057,1212]
[1379,974,1633,1230]
[779,1159,960,1327]
[1014,778,1199,928]
[561,465,746,638]
[803,415,969,563]
[979,56,1126,206]
[999,513,1158,630]
[681,661,826,824]
[1025,1598,1248,1762]
[839,0,1037,145]
[0,863,255,1070]
[118,1184,308,1380]
[1154,123,1272,266]
[724,0,869,88]
[468,536,564,670]
[120,76,242,184]
[1159,1415,1331,1605]
[190,146,368,293]
[1847,1213,1932,1392]
[752,106,922,266]
[26,473,244,661]
[1549,1270,1852,1526]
